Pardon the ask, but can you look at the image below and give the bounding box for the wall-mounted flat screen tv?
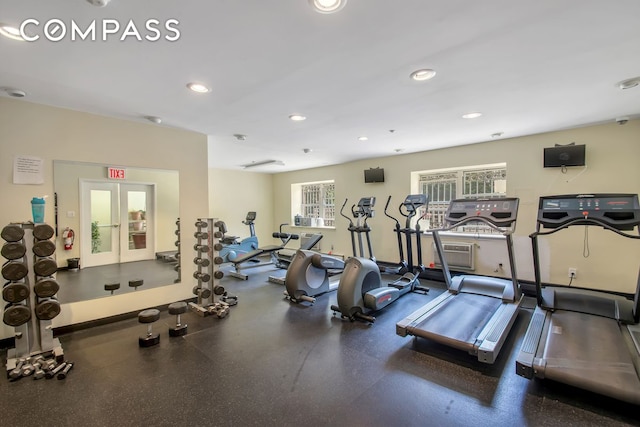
[364,168,385,183]
[543,144,586,168]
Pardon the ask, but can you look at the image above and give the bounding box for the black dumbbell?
[168,301,188,337]
[104,283,120,295]
[138,308,160,347]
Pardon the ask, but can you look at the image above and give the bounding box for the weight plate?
[33,224,54,241]
[2,283,29,303]
[214,270,224,280]
[3,304,31,326]
[1,225,24,242]
[33,258,57,277]
[1,262,28,281]
[34,278,60,298]
[35,299,61,320]
[33,240,56,257]
[1,242,26,260]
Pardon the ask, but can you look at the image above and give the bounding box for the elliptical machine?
[331,196,428,323]
[380,194,429,276]
[216,211,259,262]
[283,200,355,304]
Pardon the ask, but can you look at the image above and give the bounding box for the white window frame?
[291,180,335,228]
[413,163,507,234]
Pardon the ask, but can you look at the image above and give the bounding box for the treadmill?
[516,193,640,404]
[397,197,522,364]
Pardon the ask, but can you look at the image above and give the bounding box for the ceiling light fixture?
[462,112,483,119]
[242,159,285,169]
[233,134,247,141]
[357,136,368,141]
[616,77,640,90]
[3,88,26,98]
[187,82,210,93]
[86,0,111,6]
[303,148,312,154]
[491,132,503,138]
[309,0,347,14]
[0,24,24,41]
[410,69,436,81]
[289,114,306,121]
[144,116,162,124]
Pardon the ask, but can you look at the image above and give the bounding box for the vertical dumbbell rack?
[188,218,238,318]
[2,223,64,376]
[174,218,181,283]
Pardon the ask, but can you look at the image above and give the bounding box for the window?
[292,181,335,227]
[417,164,507,233]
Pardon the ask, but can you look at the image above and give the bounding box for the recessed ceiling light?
[186,82,210,93]
[462,112,483,119]
[3,88,26,98]
[410,69,436,81]
[394,148,404,153]
[309,0,347,14]
[303,148,312,154]
[491,132,503,138]
[144,116,162,124]
[289,114,306,121]
[357,136,368,141]
[0,24,24,41]
[616,77,640,90]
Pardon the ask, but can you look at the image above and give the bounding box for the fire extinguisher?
[62,227,75,250]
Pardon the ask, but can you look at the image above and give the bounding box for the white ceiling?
[1,0,639,172]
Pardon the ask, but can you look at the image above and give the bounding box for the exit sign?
[107,167,126,180]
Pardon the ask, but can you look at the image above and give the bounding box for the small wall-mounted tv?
[364,168,385,183]
[543,144,586,168]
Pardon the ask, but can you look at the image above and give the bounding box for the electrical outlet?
[568,268,577,278]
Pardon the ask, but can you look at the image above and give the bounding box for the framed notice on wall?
[13,155,44,185]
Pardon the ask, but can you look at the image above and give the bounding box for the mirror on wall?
[53,160,180,303]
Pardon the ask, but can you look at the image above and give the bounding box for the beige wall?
[209,168,276,244]
[0,98,208,339]
[273,120,640,293]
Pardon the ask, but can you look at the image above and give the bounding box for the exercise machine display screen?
[445,197,519,227]
[538,194,640,230]
[403,194,428,210]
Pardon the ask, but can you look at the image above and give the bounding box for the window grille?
[301,182,335,227]
[419,166,506,233]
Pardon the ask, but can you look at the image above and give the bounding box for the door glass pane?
[90,190,113,254]
[128,191,147,250]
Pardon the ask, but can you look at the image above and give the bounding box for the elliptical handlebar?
[339,198,352,225]
[384,195,401,230]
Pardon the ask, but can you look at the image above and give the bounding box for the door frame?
[79,179,157,268]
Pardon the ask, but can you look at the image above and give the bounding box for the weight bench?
[268,233,324,285]
[227,225,299,280]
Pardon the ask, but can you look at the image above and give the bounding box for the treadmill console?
[538,194,640,230]
[445,197,519,228]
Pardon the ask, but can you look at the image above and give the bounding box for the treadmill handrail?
[530,216,640,308]
[428,215,515,235]
[431,219,520,299]
[532,216,640,239]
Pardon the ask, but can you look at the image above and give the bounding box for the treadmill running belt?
[543,310,640,404]
[411,293,502,350]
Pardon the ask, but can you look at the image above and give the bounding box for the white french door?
[80,181,155,267]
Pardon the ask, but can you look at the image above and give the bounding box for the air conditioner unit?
[300,233,321,252]
[432,242,475,271]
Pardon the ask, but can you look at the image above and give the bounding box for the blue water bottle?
[31,197,45,223]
